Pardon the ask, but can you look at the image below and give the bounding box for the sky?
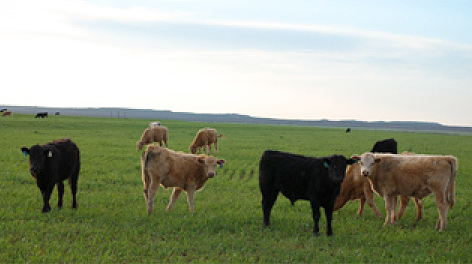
[1,0,471,126]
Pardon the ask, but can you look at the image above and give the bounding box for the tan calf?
[189,128,224,155]
[334,163,423,220]
[354,153,457,231]
[141,145,225,214]
[136,126,168,150]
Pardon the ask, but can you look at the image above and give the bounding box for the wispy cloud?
[1,0,471,126]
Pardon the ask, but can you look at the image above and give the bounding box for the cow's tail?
[141,146,153,202]
[446,157,457,209]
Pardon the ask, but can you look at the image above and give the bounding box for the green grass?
[1,114,471,263]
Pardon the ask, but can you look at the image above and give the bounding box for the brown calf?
[136,126,168,150]
[189,128,223,155]
[141,145,225,214]
[2,111,12,117]
[334,163,423,221]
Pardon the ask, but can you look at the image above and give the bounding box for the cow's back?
[373,154,455,198]
[144,146,206,190]
[259,150,317,200]
[49,139,80,180]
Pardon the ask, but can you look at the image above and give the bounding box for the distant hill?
[2,105,471,134]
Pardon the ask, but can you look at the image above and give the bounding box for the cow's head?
[352,153,381,178]
[136,141,145,150]
[197,155,226,178]
[21,145,53,181]
[189,144,198,154]
[323,155,356,183]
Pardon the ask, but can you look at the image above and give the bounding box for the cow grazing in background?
[21,139,81,213]
[2,110,12,117]
[35,112,48,118]
[149,121,161,127]
[136,126,169,150]
[371,138,397,154]
[189,128,224,155]
[345,128,351,133]
[141,145,225,214]
[354,152,457,231]
[258,150,356,236]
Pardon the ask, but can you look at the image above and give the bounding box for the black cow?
[345,128,351,133]
[370,138,398,154]
[259,150,356,236]
[21,139,80,213]
[35,112,48,118]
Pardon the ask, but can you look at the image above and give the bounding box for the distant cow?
[21,139,81,213]
[346,128,351,133]
[190,128,224,155]
[354,152,457,231]
[0,109,7,112]
[334,162,422,220]
[136,126,169,150]
[141,145,225,214]
[259,150,356,236]
[2,110,12,117]
[149,121,161,127]
[371,138,397,154]
[35,112,48,118]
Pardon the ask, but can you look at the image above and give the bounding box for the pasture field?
[1,114,471,263]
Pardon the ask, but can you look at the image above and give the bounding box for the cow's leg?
[383,195,394,225]
[186,189,196,212]
[310,201,321,235]
[41,189,53,213]
[366,192,382,218]
[414,198,423,221]
[357,197,366,215]
[324,207,334,236]
[434,192,448,232]
[261,191,278,226]
[57,181,65,209]
[392,196,398,222]
[166,188,182,211]
[396,195,410,221]
[208,144,212,155]
[68,177,78,209]
[146,179,160,215]
[214,142,218,155]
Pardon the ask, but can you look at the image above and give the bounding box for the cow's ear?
[21,147,29,156]
[347,158,357,165]
[217,159,226,168]
[351,155,360,162]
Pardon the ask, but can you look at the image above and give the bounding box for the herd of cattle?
[19,122,458,236]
